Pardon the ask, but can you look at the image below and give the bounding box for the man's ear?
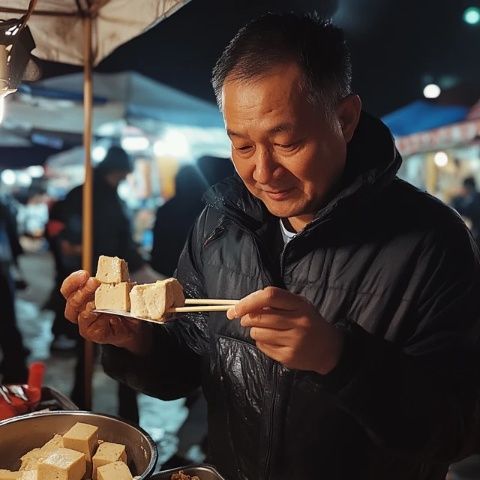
[336,94,362,143]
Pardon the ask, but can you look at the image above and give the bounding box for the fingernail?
[226,306,236,320]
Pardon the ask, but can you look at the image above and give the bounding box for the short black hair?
[211,12,352,113]
[95,146,133,175]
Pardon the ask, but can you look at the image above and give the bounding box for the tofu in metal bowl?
[0,410,157,478]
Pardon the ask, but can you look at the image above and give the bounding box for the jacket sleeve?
[101,209,211,400]
[315,219,480,464]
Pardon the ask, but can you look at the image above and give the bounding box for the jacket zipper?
[209,216,287,480]
[263,365,278,480]
[262,242,290,480]
[237,226,282,480]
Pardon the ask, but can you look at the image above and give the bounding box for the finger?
[240,311,295,329]
[85,301,96,313]
[64,278,100,322]
[250,326,289,346]
[77,300,138,344]
[228,287,303,319]
[60,270,90,298]
[77,308,103,335]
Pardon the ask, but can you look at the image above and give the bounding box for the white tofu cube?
[97,462,132,480]
[95,283,133,311]
[96,256,129,284]
[38,448,86,480]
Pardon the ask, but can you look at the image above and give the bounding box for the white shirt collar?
[279,219,297,244]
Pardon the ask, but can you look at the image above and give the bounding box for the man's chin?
[261,200,302,219]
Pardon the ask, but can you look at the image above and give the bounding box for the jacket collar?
[204,112,402,233]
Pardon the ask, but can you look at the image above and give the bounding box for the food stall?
[395,116,480,202]
[0,2,227,478]
[382,97,480,202]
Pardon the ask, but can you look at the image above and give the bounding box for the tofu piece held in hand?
[130,278,185,321]
[97,461,132,480]
[95,282,133,311]
[96,256,130,284]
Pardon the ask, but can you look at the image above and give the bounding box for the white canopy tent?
[0,0,189,65]
[5,70,224,134]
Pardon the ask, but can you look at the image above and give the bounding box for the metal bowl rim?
[154,464,225,479]
[0,409,158,477]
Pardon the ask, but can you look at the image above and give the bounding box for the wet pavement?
[14,249,206,469]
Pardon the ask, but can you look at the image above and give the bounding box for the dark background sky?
[39,0,480,118]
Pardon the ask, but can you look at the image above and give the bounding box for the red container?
[0,384,42,420]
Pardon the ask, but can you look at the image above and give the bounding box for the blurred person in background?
[150,157,233,276]
[59,145,161,422]
[150,164,208,276]
[451,176,480,246]
[44,198,79,352]
[0,192,29,384]
[150,157,233,466]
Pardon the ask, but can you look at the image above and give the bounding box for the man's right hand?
[60,270,151,355]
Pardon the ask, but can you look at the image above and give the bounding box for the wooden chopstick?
[168,305,235,313]
[184,299,239,305]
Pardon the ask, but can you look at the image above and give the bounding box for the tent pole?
[82,13,94,411]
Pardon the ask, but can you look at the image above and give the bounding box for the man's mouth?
[262,187,294,200]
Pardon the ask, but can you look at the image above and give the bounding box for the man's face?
[222,63,353,230]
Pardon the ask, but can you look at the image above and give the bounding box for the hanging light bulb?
[0,14,41,124]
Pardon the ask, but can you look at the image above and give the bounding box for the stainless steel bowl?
[0,410,157,477]
[153,465,226,480]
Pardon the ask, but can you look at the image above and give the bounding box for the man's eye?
[276,142,298,150]
[236,145,253,151]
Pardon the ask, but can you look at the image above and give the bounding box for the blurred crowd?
[0,147,233,432]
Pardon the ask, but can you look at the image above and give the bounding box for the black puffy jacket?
[103,114,480,480]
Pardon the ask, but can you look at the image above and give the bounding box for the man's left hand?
[227,287,344,375]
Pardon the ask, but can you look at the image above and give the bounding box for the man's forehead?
[221,63,303,104]
[227,122,296,139]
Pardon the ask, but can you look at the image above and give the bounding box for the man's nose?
[252,148,279,184]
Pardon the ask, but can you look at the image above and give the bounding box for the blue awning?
[382,100,469,137]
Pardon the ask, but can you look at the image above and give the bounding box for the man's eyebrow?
[226,129,244,138]
[227,123,294,138]
[268,123,294,135]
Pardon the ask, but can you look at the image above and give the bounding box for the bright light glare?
[1,169,16,185]
[153,130,190,158]
[17,172,32,187]
[27,165,44,178]
[152,140,168,156]
[92,145,107,162]
[464,7,480,25]
[434,151,449,168]
[121,136,149,152]
[423,84,441,99]
[117,180,130,201]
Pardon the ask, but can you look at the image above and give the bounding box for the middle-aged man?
[61,13,480,480]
